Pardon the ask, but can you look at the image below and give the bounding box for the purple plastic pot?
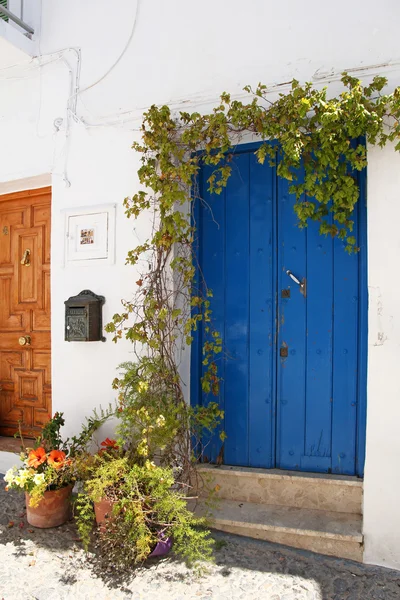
[149,536,173,557]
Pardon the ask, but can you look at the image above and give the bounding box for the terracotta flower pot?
[94,497,115,530]
[25,484,73,528]
[93,499,172,558]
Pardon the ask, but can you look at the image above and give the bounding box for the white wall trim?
[0,174,51,196]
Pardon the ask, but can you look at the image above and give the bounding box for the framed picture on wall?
[63,204,116,266]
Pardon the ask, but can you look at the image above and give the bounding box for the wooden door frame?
[0,186,51,204]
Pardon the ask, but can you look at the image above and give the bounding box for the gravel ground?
[0,487,400,600]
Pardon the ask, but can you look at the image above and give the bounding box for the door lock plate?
[280,346,288,358]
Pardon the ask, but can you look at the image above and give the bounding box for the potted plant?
[74,443,214,567]
[76,436,122,529]
[72,359,222,569]
[3,413,74,527]
[4,408,113,528]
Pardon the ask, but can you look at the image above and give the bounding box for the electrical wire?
[0,47,81,83]
[76,0,139,98]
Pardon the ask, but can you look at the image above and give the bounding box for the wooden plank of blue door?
[194,149,276,467]
[248,152,275,467]
[224,152,250,465]
[300,212,334,472]
[276,170,307,470]
[197,163,227,462]
[331,215,359,475]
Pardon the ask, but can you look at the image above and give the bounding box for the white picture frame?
[63,204,116,266]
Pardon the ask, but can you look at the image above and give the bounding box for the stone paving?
[0,487,400,600]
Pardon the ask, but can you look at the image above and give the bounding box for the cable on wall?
[75,0,140,99]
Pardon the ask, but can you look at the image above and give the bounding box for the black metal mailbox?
[64,290,105,342]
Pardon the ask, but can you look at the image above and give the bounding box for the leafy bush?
[74,448,214,569]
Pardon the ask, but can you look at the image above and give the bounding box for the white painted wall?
[363,141,400,570]
[0,0,400,568]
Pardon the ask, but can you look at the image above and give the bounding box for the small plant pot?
[93,499,172,558]
[94,497,115,530]
[25,485,73,528]
[149,536,173,558]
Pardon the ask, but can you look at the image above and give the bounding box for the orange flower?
[47,450,66,469]
[27,447,47,468]
[101,438,119,450]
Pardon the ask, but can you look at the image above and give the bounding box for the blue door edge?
[190,140,368,478]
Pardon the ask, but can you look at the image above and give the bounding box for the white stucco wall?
[363,142,400,570]
[0,0,400,569]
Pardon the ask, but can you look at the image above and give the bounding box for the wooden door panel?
[0,188,51,437]
[17,229,40,304]
[32,350,51,386]
[0,350,24,382]
[15,370,44,405]
[0,276,25,331]
[32,270,51,331]
[0,392,24,433]
[33,205,51,264]
[194,154,275,468]
[0,208,28,265]
[33,397,51,429]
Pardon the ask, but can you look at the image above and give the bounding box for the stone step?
[197,465,363,514]
[195,498,363,562]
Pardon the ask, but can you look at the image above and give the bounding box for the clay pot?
[94,497,115,530]
[25,485,73,528]
[94,498,172,559]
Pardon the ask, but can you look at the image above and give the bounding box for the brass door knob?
[18,335,31,346]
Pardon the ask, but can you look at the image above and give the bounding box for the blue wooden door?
[192,144,367,476]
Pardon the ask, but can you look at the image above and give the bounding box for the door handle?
[286,270,307,298]
[21,249,31,266]
[18,335,31,346]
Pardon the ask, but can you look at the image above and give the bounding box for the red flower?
[100,438,119,450]
[27,447,47,468]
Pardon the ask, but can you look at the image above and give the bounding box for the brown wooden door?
[0,188,51,437]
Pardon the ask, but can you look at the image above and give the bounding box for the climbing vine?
[106,74,400,473]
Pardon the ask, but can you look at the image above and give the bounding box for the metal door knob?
[18,335,31,346]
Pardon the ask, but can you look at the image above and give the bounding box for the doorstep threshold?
[196,464,363,486]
